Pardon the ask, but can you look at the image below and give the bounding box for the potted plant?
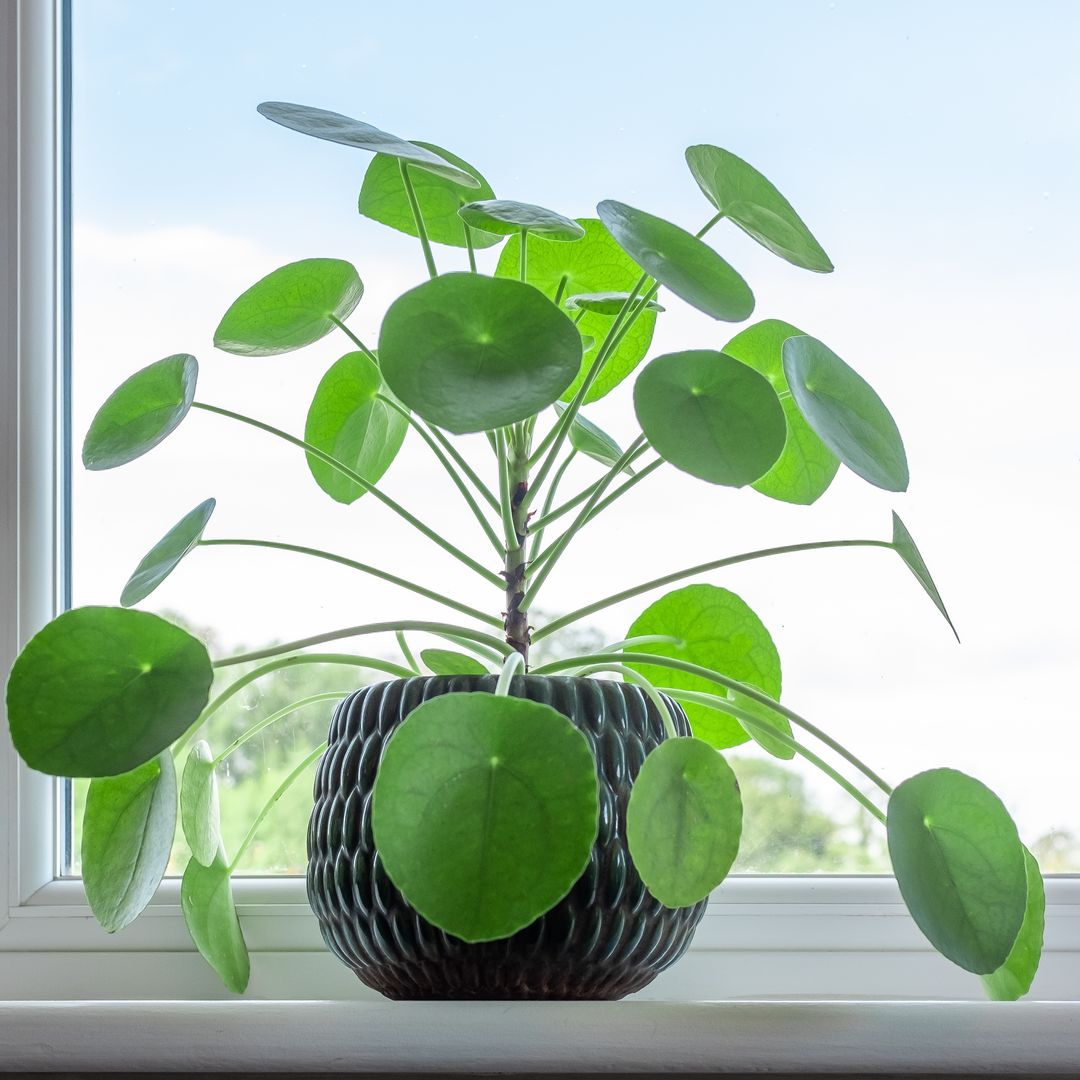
[4,102,1044,1002]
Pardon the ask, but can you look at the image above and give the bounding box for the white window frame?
[1,0,1078,1009]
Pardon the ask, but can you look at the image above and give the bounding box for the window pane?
[68,1,1080,875]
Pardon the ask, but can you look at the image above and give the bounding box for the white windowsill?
[2,1000,1078,1074]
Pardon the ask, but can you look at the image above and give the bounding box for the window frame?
[1,0,1078,1005]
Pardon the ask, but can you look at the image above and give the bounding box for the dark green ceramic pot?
[306,674,708,1000]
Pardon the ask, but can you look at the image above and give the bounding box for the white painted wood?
[1,1000,1078,1074]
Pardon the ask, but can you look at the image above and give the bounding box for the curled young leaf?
[180,848,250,994]
[181,740,221,868]
[564,291,665,316]
[891,512,959,641]
[420,648,488,676]
[121,498,216,608]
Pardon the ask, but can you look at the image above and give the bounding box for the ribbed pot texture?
[306,674,709,1000]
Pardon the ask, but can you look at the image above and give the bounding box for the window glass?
[68,0,1080,875]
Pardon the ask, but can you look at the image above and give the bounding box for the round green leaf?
[359,141,501,249]
[181,740,221,868]
[887,768,1028,974]
[783,335,909,492]
[685,144,834,273]
[565,291,665,316]
[378,273,582,433]
[634,350,786,486]
[553,402,633,474]
[257,101,478,186]
[626,584,782,750]
[496,219,658,403]
[597,199,754,322]
[419,648,488,676]
[458,199,585,240]
[180,848,250,994]
[6,606,214,777]
[891,512,959,641]
[627,737,742,907]
[723,320,840,505]
[121,498,215,608]
[372,693,599,942]
[82,752,177,932]
[982,847,1045,1001]
[304,352,408,504]
[82,354,198,471]
[214,258,363,357]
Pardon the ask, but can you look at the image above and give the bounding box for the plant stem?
[426,631,505,666]
[423,422,500,511]
[662,688,886,824]
[496,429,518,550]
[533,539,894,642]
[191,401,504,588]
[198,538,501,627]
[395,631,420,673]
[463,221,477,272]
[499,432,532,662]
[214,620,512,669]
[228,741,327,872]
[553,273,568,307]
[494,651,525,696]
[519,228,529,282]
[214,692,347,764]
[531,651,894,797]
[328,315,377,363]
[527,449,576,563]
[696,210,724,238]
[574,663,677,739]
[399,160,437,278]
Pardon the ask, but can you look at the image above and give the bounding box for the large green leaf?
[372,693,599,942]
[891,512,959,641]
[553,402,633,474]
[378,273,581,433]
[181,740,221,868]
[783,335,909,492]
[214,258,363,357]
[496,219,657,403]
[82,752,176,932]
[257,102,478,186]
[685,144,833,272]
[634,350,786,486]
[982,848,1045,1000]
[304,352,408,504]
[420,648,488,676]
[597,199,754,322]
[6,606,213,777]
[82,354,198,471]
[180,848,250,994]
[458,199,584,240]
[887,768,1028,974]
[627,584,782,750]
[627,737,742,907]
[723,320,840,505]
[358,141,500,249]
[121,498,215,608]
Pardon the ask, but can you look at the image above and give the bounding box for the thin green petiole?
[191,401,504,588]
[527,449,576,563]
[553,274,569,307]
[519,228,529,282]
[495,651,525,696]
[214,620,513,669]
[533,539,895,642]
[228,741,327,873]
[198,538,501,627]
[329,315,377,363]
[662,687,886,825]
[574,662,677,739]
[423,422,500,511]
[463,219,478,273]
[214,692,347,765]
[396,631,420,674]
[601,634,683,653]
[495,429,518,551]
[399,160,437,278]
[427,631,504,666]
[695,210,724,238]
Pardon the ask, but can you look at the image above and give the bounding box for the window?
[2,0,1077,1005]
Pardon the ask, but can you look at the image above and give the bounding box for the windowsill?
[1,1000,1077,1074]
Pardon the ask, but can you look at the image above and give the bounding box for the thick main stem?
[503,439,531,664]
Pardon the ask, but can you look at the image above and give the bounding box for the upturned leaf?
[627,585,782,749]
[378,273,581,433]
[458,199,585,240]
[372,693,599,942]
[723,320,840,505]
[982,848,1045,1001]
[304,353,408,504]
[496,219,657,403]
[685,144,833,272]
[420,648,488,676]
[597,199,754,322]
[359,141,500,249]
[121,498,215,607]
[214,258,363,357]
[783,335,909,492]
[634,350,786,487]
[180,848,250,994]
[181,740,221,868]
[82,752,177,932]
[82,354,198,471]
[564,291,664,316]
[891,512,959,641]
[887,768,1028,974]
[554,402,633,474]
[6,607,213,777]
[257,102,478,186]
[627,737,742,907]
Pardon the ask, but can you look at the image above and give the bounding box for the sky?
[70,1,1080,855]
